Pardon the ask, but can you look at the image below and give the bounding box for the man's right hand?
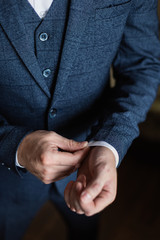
[17,130,89,184]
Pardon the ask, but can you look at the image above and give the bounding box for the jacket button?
[49,108,57,118]
[39,32,49,41]
[43,68,51,78]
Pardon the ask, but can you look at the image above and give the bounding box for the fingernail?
[71,208,76,212]
[81,192,92,203]
[82,141,88,147]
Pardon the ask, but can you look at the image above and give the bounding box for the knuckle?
[68,139,80,150]
[43,180,51,185]
[76,210,84,215]
[40,154,50,166]
[48,131,56,138]
[85,211,93,217]
[42,168,48,177]
[41,175,51,184]
[92,182,102,192]
[68,139,75,149]
[41,168,52,180]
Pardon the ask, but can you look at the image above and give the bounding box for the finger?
[75,182,85,214]
[51,132,88,152]
[69,181,78,212]
[64,181,74,208]
[77,174,86,188]
[50,147,90,166]
[40,170,74,184]
[80,174,105,204]
[69,181,84,214]
[39,159,83,184]
[78,190,113,216]
[79,175,117,216]
[39,163,76,182]
[93,186,117,213]
[69,175,87,214]
[40,147,89,167]
[80,160,115,203]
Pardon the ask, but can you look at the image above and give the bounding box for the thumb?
[59,137,88,152]
[80,170,106,203]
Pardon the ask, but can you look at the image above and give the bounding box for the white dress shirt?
[27,0,53,18]
[16,0,119,168]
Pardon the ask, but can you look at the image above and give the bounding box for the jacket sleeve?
[0,114,31,175]
[89,0,160,165]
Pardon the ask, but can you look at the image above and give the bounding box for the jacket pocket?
[96,0,131,20]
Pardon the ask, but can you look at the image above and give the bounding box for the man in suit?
[0,0,160,239]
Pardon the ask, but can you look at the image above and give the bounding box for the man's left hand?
[64,146,117,216]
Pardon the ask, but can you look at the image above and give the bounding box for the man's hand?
[64,146,117,216]
[17,130,89,184]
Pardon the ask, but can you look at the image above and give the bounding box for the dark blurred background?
[23,3,160,240]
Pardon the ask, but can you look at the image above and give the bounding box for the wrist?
[91,146,117,168]
[88,141,119,167]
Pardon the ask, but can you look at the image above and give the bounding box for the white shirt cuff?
[16,151,25,168]
[88,141,119,168]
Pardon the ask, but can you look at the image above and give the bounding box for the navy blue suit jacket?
[0,0,160,194]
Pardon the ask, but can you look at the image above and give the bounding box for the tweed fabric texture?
[0,0,160,189]
[0,1,160,237]
[18,0,69,92]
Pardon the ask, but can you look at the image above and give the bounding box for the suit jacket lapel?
[0,0,94,100]
[52,0,94,103]
[0,0,51,98]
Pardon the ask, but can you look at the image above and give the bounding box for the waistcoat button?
[39,32,49,42]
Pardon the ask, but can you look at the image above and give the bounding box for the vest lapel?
[0,0,51,98]
[52,0,94,103]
